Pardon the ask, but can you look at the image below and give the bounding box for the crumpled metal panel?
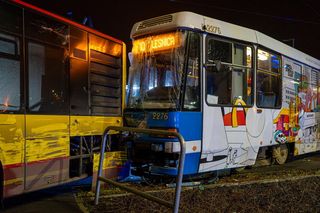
[0,114,24,165]
[70,116,122,136]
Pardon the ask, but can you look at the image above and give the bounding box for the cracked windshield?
[127,31,187,109]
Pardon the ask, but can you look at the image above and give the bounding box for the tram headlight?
[164,142,180,153]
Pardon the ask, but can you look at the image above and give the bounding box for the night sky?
[23,0,320,59]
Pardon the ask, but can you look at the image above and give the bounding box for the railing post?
[173,134,186,213]
[94,128,109,205]
[94,126,186,212]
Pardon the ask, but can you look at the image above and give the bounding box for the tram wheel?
[272,144,289,165]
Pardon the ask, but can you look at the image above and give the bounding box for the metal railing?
[94,126,186,213]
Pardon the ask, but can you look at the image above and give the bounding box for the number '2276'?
[152,112,169,120]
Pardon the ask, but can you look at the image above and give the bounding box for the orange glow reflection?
[75,43,87,51]
[132,32,181,55]
[4,96,9,106]
[111,45,122,56]
[1,96,9,112]
[89,35,122,57]
[90,43,122,57]
[90,44,105,53]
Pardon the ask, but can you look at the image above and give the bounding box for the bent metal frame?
[94,126,186,213]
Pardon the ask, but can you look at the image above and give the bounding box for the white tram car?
[124,12,320,176]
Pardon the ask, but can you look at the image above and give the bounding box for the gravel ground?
[78,154,320,213]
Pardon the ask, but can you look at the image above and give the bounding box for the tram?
[124,11,320,176]
[0,0,126,198]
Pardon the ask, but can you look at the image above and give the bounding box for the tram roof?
[131,11,320,69]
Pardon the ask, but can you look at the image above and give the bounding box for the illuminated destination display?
[132,32,181,54]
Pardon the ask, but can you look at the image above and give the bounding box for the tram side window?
[301,67,318,112]
[314,70,320,112]
[28,42,68,114]
[25,11,68,47]
[0,1,22,34]
[206,38,253,106]
[311,69,318,112]
[0,33,21,112]
[26,11,69,114]
[256,49,281,108]
[184,32,200,110]
[0,2,22,112]
[70,27,89,115]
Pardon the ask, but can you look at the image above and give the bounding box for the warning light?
[132,32,181,55]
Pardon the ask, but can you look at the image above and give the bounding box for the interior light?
[132,85,139,90]
[258,50,269,61]
[246,47,252,56]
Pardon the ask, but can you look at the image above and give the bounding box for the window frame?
[317,69,320,111]
[256,47,282,109]
[300,66,318,112]
[182,31,201,111]
[126,29,187,111]
[0,1,23,114]
[70,26,88,61]
[205,35,255,108]
[26,38,69,115]
[0,35,20,58]
[0,31,23,114]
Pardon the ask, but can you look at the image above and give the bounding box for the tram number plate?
[202,24,222,34]
[152,112,169,120]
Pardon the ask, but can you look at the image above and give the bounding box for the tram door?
[199,36,263,172]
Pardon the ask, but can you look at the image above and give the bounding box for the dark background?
[23,0,320,59]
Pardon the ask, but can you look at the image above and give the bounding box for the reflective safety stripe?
[164,140,201,153]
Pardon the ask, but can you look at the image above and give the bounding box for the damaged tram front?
[124,12,320,178]
[125,28,202,176]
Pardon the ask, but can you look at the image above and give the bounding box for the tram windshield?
[127,31,187,109]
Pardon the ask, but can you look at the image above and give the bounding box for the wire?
[169,0,320,25]
[304,0,320,20]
